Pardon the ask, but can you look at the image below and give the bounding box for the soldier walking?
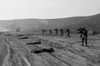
[42,29,45,34]
[66,28,70,37]
[79,27,88,47]
[49,29,52,35]
[60,29,64,36]
[54,28,58,35]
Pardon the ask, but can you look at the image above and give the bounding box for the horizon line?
[0,13,99,21]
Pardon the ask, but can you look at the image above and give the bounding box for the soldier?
[42,29,45,34]
[60,29,64,36]
[80,27,88,47]
[49,29,52,35]
[54,28,58,35]
[66,28,70,37]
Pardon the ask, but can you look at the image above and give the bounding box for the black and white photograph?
[0,0,100,66]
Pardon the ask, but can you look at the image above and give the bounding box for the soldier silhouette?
[79,27,88,47]
[49,29,52,35]
[42,29,45,34]
[66,28,70,37]
[60,29,64,36]
[54,28,58,35]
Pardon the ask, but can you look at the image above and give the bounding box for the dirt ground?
[1,33,100,66]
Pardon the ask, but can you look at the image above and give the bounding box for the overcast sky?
[0,0,100,20]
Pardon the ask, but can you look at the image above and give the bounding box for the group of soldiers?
[42,27,88,47]
[42,28,70,37]
[16,26,88,47]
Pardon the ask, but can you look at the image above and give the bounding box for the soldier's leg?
[61,33,63,36]
[56,32,58,35]
[67,33,69,37]
[42,31,44,34]
[62,32,64,36]
[56,32,57,35]
[85,37,88,47]
[80,34,82,39]
[51,32,52,35]
[50,31,51,35]
[68,33,70,37]
[43,31,45,34]
[49,32,51,35]
[68,33,69,37]
[82,38,84,46]
[69,34,71,37]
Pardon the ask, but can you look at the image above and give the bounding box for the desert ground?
[0,33,100,66]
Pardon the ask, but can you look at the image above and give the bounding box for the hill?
[0,17,84,32]
[67,14,100,33]
[0,13,100,34]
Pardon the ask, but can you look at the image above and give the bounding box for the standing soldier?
[66,28,70,37]
[80,27,88,47]
[49,29,52,35]
[54,28,58,35]
[42,29,45,35]
[60,29,64,36]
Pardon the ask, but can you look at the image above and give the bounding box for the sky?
[0,0,100,20]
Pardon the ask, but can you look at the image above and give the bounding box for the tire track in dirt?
[28,36,88,66]
[4,36,51,66]
[30,35,96,66]
[2,35,100,66]
[0,37,9,66]
[3,37,32,66]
